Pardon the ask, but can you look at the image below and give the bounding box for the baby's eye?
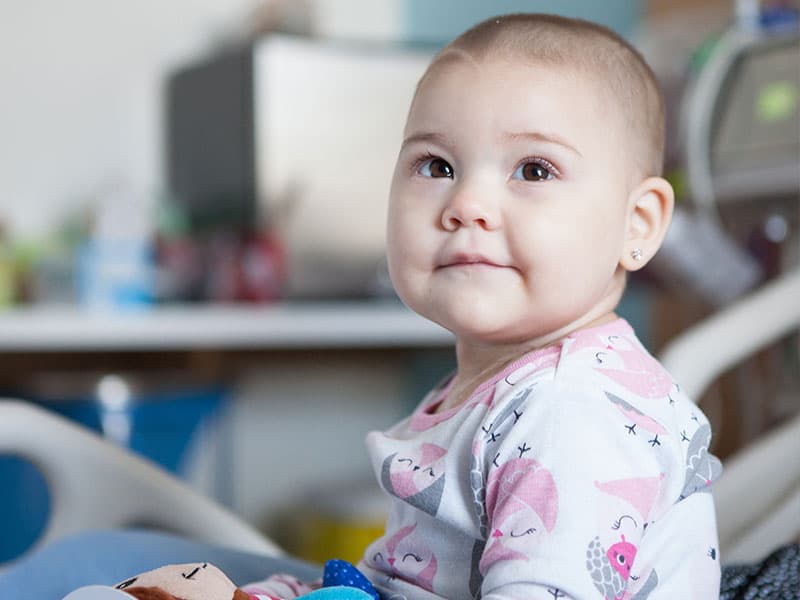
[418,157,454,178]
[512,159,555,181]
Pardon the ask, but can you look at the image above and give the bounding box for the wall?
[0,0,649,240]
[1,1,252,235]
[405,0,641,43]
[226,355,413,528]
[0,1,403,238]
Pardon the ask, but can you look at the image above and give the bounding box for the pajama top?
[357,318,722,599]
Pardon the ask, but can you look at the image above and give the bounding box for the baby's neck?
[438,312,618,414]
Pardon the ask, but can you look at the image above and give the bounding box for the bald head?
[415,14,666,181]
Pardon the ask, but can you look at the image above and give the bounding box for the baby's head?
[420,13,666,181]
[387,13,674,346]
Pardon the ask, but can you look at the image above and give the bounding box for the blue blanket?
[3,530,796,599]
[0,529,320,598]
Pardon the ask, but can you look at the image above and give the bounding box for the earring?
[631,248,643,261]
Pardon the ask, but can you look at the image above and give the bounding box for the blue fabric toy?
[296,560,378,600]
[295,589,372,600]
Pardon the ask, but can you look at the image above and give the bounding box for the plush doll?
[63,560,377,600]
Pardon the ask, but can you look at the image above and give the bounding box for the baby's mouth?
[438,252,509,270]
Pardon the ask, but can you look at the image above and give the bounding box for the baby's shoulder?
[556,322,673,397]
[482,340,705,453]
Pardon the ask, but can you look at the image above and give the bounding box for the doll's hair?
[121,586,251,600]
[122,587,177,600]
[416,13,666,180]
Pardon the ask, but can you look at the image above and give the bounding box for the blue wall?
[404,0,643,45]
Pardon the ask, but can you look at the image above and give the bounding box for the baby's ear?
[620,176,674,271]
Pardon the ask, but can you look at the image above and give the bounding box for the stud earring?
[631,248,643,261]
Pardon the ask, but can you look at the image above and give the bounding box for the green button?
[756,80,798,123]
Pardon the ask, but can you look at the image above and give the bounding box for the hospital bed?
[0,398,283,561]
[1,267,798,574]
[660,266,800,565]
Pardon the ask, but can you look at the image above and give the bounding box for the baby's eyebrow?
[503,131,582,157]
[400,131,453,151]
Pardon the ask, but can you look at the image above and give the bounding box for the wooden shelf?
[0,302,454,352]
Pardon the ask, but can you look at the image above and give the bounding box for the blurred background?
[0,0,798,567]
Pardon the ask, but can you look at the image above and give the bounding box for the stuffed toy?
[63,560,378,600]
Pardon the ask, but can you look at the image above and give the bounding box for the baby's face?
[387,57,634,344]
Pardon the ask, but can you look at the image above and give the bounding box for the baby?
[246,12,722,600]
[255,12,722,600]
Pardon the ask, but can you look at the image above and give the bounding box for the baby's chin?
[439,308,596,351]
[427,307,531,346]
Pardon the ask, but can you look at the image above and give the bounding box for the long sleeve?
[361,320,721,599]
[242,574,318,599]
[473,378,718,599]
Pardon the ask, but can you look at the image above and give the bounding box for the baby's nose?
[441,189,499,231]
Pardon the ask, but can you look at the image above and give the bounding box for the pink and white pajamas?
[359,319,721,599]
[248,319,722,599]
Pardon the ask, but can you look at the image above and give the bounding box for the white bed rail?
[660,267,800,401]
[660,267,800,564]
[0,399,283,564]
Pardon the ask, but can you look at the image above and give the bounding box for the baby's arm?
[244,560,379,600]
[241,573,318,599]
[474,381,716,599]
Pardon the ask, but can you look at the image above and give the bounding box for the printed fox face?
[594,474,665,525]
[480,457,558,574]
[568,330,673,399]
[381,443,447,516]
[369,524,438,592]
